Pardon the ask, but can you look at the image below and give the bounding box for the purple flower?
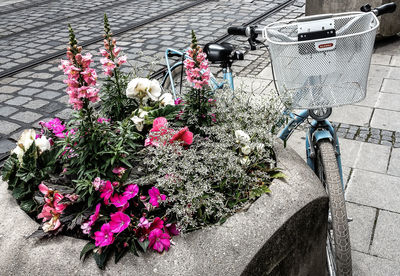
[148,187,166,207]
[109,212,131,233]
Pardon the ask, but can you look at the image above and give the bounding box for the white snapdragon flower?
[235,130,250,144]
[241,145,252,155]
[147,79,162,101]
[159,93,175,106]
[35,136,51,153]
[126,78,151,99]
[18,129,36,151]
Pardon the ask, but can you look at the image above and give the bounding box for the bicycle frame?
[162,48,234,99]
[279,109,344,189]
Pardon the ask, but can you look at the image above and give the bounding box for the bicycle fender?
[313,129,333,143]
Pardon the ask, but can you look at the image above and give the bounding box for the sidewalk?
[235,36,400,275]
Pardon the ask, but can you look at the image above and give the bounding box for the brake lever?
[248,38,257,50]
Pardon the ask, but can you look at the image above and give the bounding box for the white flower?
[126,78,151,99]
[131,109,149,131]
[256,143,265,152]
[147,79,162,101]
[18,129,36,151]
[235,130,250,144]
[159,93,175,106]
[239,156,250,166]
[241,145,252,155]
[11,146,24,163]
[35,136,51,153]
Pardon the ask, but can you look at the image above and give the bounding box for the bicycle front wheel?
[162,64,192,98]
[315,140,352,276]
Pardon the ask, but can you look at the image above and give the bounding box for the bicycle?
[227,3,396,276]
[160,3,396,275]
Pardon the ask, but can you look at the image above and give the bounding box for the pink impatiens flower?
[123,184,139,200]
[94,223,115,247]
[148,228,171,253]
[112,166,126,178]
[109,212,131,233]
[170,126,193,146]
[100,180,114,204]
[138,217,150,229]
[148,187,166,207]
[110,193,128,208]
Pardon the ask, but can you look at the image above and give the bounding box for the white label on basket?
[315,40,336,52]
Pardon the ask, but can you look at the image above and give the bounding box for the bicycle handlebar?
[373,2,396,16]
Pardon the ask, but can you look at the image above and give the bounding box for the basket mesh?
[265,12,378,109]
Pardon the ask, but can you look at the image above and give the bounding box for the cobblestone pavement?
[1,0,400,274]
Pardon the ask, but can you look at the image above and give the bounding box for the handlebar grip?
[227,26,247,36]
[374,2,396,16]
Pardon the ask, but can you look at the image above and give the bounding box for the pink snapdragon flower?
[94,223,115,247]
[184,45,210,89]
[148,187,166,207]
[92,177,105,191]
[148,228,171,253]
[109,212,131,233]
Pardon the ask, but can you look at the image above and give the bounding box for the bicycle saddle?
[204,42,243,63]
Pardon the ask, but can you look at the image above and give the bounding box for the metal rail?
[0,0,211,80]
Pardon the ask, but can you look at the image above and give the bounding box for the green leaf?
[129,241,139,256]
[93,250,109,270]
[270,172,286,179]
[20,199,37,213]
[115,246,129,264]
[1,153,18,181]
[136,239,149,253]
[80,242,96,261]
[12,185,31,200]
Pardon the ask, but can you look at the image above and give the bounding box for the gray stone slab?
[23,99,49,109]
[371,54,392,66]
[371,210,400,261]
[0,106,17,117]
[346,169,400,213]
[329,105,372,127]
[55,108,73,120]
[0,120,20,134]
[346,203,376,253]
[10,111,42,123]
[354,142,391,173]
[338,138,362,168]
[390,56,400,67]
[368,64,391,79]
[0,94,12,103]
[381,79,400,94]
[370,109,400,132]
[18,87,42,96]
[375,92,400,112]
[388,67,400,80]
[4,96,31,106]
[0,139,14,154]
[352,250,400,276]
[35,91,61,99]
[0,85,20,94]
[388,148,400,177]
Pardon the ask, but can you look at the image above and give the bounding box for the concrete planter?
[306,0,400,37]
[0,142,328,275]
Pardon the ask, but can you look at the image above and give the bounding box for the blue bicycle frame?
[278,109,345,189]
[162,48,234,100]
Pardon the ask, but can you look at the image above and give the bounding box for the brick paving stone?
[4,96,31,105]
[55,108,73,120]
[45,82,66,91]
[23,99,49,109]
[9,79,32,86]
[0,106,18,117]
[0,139,15,154]
[27,81,49,88]
[35,91,61,99]
[371,210,400,261]
[0,85,20,94]
[347,169,400,213]
[0,120,20,134]
[17,87,42,96]
[10,111,42,123]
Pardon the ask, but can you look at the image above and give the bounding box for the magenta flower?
[148,187,166,207]
[165,223,180,236]
[100,180,114,204]
[170,126,193,146]
[150,217,164,230]
[138,217,150,229]
[123,184,139,200]
[97,117,111,124]
[109,212,131,233]
[94,223,115,247]
[112,166,126,178]
[110,193,129,208]
[148,228,171,253]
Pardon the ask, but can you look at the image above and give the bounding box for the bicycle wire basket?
[263,12,379,109]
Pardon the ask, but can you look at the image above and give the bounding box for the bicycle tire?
[315,140,352,276]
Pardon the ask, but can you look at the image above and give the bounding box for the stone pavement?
[1,0,399,274]
[234,35,400,275]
